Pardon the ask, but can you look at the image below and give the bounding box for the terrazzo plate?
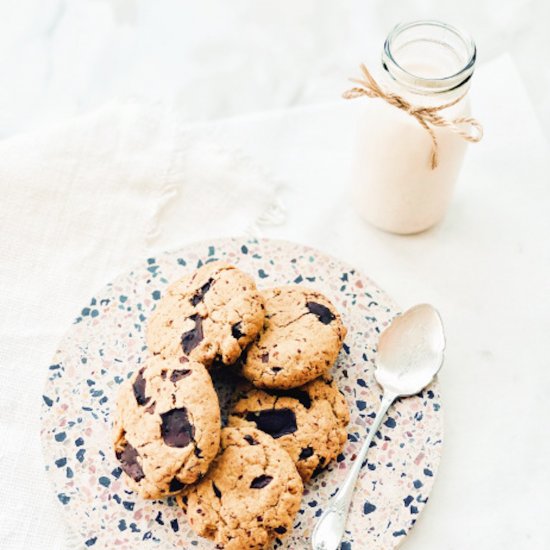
[40,238,443,549]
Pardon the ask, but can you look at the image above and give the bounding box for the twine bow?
[343,64,483,169]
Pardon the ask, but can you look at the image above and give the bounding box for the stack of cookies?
[112,261,350,549]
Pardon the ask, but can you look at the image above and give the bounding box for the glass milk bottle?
[350,20,482,234]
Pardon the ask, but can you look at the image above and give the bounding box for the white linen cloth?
[1,54,549,549]
[0,100,282,549]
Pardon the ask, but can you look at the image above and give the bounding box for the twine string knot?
[343,64,483,169]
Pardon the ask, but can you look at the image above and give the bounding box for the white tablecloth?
[1,54,549,549]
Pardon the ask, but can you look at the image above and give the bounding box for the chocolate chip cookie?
[112,355,221,499]
[177,426,303,550]
[242,286,347,389]
[146,262,265,366]
[229,375,350,481]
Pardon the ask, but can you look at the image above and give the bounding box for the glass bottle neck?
[381,20,476,104]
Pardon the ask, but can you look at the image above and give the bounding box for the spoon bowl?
[375,304,445,397]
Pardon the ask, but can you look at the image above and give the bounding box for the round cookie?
[242,286,347,389]
[229,375,350,481]
[146,262,265,366]
[177,426,303,550]
[112,355,221,499]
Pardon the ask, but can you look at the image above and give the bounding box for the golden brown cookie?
[112,355,221,499]
[177,426,303,549]
[229,375,349,481]
[242,286,347,389]
[146,262,265,366]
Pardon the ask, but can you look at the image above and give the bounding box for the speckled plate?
[40,238,443,549]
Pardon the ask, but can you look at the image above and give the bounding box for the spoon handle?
[311,391,397,550]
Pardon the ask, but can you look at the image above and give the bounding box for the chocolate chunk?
[231,322,244,340]
[271,388,311,409]
[160,408,195,448]
[212,482,222,498]
[145,402,156,414]
[250,475,273,489]
[299,447,314,460]
[132,368,150,406]
[194,447,203,458]
[311,465,325,478]
[311,456,326,478]
[116,443,145,482]
[260,352,269,363]
[161,369,167,380]
[245,408,297,439]
[244,434,258,446]
[271,366,282,373]
[234,346,249,368]
[169,477,185,492]
[170,369,191,383]
[181,315,204,355]
[306,301,335,325]
[190,278,213,306]
[274,526,287,535]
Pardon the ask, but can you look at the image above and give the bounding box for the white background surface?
[1,0,550,140]
[1,2,549,550]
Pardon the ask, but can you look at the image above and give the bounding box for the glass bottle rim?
[382,20,477,95]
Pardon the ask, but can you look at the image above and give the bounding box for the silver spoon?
[311,304,445,550]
